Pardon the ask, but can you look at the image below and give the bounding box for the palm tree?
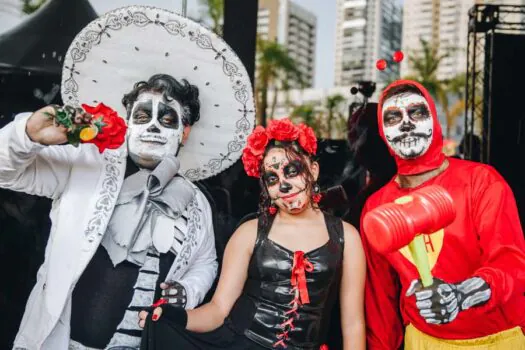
[198,0,224,35]
[21,0,46,14]
[403,38,465,138]
[325,94,346,138]
[268,74,291,121]
[256,38,303,126]
[290,104,324,136]
[404,38,449,97]
[442,73,466,138]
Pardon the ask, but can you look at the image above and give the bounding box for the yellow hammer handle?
[408,235,433,287]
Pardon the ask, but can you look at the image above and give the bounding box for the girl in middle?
[138,118,366,350]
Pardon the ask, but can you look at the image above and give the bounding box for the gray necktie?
[102,155,195,266]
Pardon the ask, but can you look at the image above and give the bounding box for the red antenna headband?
[376,50,404,71]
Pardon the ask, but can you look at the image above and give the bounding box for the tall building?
[334,0,402,88]
[257,0,317,88]
[401,0,525,80]
[401,0,474,80]
[400,0,525,142]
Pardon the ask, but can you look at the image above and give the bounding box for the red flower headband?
[242,118,317,178]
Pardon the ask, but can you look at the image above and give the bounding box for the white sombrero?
[61,5,255,181]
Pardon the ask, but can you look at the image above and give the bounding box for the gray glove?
[160,281,187,308]
[406,277,491,325]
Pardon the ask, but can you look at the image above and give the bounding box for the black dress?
[140,212,344,350]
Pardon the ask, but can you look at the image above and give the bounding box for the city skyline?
[258,0,318,88]
[0,0,339,89]
[9,0,522,90]
[334,0,402,89]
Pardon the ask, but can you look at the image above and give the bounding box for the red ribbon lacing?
[151,298,168,308]
[290,251,314,304]
[273,251,314,349]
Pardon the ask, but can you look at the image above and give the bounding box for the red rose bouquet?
[46,103,127,153]
[242,118,317,178]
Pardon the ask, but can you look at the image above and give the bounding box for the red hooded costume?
[362,80,525,349]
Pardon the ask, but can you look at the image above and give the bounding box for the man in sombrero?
[0,6,255,350]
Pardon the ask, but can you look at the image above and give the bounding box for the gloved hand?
[160,281,187,308]
[138,302,188,329]
[406,276,491,325]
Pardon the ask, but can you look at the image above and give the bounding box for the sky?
[0,0,338,88]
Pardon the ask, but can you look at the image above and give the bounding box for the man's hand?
[26,105,92,145]
[406,277,491,325]
[160,281,187,308]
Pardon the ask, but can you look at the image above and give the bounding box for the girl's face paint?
[263,148,311,214]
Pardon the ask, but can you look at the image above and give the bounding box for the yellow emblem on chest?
[393,195,445,270]
[399,229,444,270]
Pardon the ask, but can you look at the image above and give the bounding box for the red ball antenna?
[376,59,387,71]
[375,50,404,71]
[393,50,404,63]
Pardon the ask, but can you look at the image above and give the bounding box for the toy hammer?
[363,185,456,287]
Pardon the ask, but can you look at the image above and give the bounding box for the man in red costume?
[361,80,525,349]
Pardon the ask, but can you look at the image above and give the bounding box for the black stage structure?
[465,4,525,225]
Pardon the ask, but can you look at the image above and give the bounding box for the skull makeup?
[263,147,317,214]
[127,92,185,169]
[382,92,433,159]
[122,74,201,169]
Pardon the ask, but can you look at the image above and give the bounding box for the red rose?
[81,102,115,116]
[319,345,329,350]
[81,103,127,153]
[297,123,317,155]
[266,118,299,141]
[246,125,269,156]
[242,148,262,178]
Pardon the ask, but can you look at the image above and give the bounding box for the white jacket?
[0,113,218,350]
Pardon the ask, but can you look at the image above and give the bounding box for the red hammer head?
[363,185,456,254]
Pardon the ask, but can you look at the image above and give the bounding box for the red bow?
[291,251,314,304]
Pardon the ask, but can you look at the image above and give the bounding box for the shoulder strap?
[254,214,275,250]
[323,212,345,250]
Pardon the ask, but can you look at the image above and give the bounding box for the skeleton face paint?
[382,92,433,159]
[263,148,310,214]
[127,92,186,169]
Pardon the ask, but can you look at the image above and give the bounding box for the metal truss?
[465,5,525,162]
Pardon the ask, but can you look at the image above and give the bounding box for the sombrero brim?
[61,5,255,181]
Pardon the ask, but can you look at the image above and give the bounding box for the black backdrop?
[484,33,525,227]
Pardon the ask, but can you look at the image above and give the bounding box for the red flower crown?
[242,118,317,178]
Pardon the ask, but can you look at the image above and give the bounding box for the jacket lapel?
[166,184,201,280]
[75,146,127,277]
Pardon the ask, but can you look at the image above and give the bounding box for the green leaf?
[22,0,47,15]
[66,133,79,147]
[66,127,82,147]
[54,110,73,129]
[94,117,107,131]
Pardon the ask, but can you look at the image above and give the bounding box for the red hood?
[377,80,445,175]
